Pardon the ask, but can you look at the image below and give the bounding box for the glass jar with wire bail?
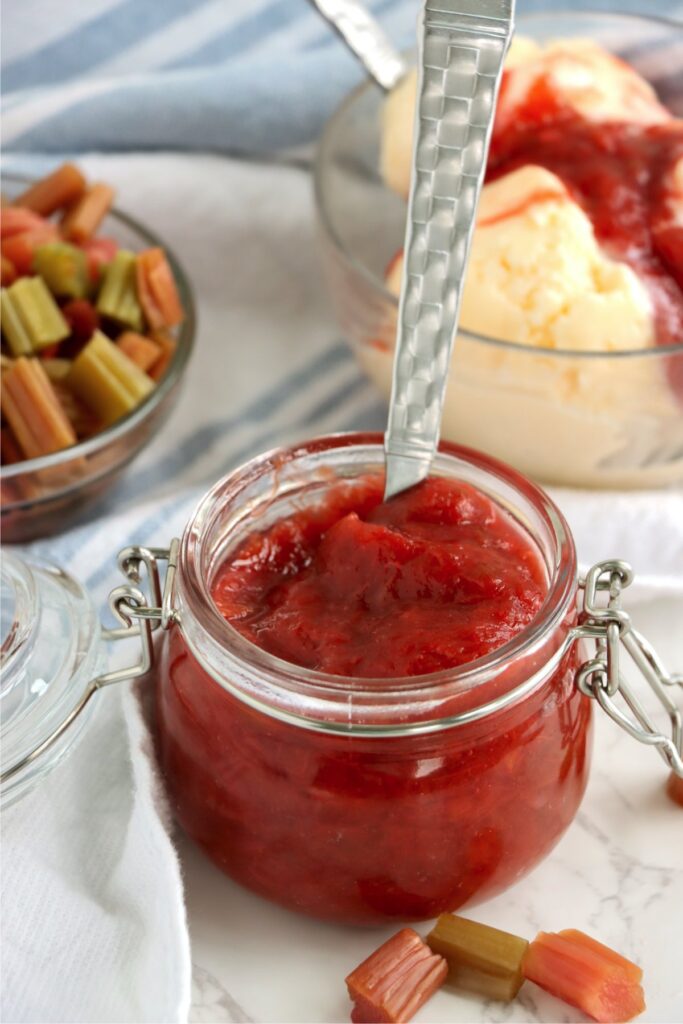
[2,433,681,926]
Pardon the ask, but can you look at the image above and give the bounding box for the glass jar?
[2,434,679,923]
[153,433,590,924]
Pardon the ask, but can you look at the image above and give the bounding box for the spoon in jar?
[383,0,515,499]
[308,0,516,499]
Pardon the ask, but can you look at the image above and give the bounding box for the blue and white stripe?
[2,0,681,155]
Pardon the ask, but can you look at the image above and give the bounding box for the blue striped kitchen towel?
[2,0,682,156]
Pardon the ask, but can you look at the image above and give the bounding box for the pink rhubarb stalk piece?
[523,928,646,1023]
[666,771,683,807]
[345,927,447,1023]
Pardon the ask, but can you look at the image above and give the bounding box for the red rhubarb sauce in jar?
[154,435,592,924]
[211,476,546,677]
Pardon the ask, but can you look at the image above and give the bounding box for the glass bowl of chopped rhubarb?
[314,10,683,490]
[1,166,195,543]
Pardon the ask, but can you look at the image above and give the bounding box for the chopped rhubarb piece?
[0,425,23,465]
[523,929,645,1023]
[147,329,176,380]
[666,771,683,807]
[38,344,60,360]
[52,381,101,439]
[41,358,71,382]
[33,242,89,298]
[1,206,51,239]
[80,236,118,282]
[345,928,447,1023]
[14,162,86,215]
[97,250,143,330]
[136,247,184,329]
[1,357,77,459]
[2,225,59,275]
[426,914,528,1001]
[1,255,17,286]
[61,183,115,242]
[116,331,160,372]
[62,298,100,344]
[68,329,153,425]
[1,277,70,354]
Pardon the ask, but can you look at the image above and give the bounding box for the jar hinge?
[572,560,682,779]
[100,538,180,650]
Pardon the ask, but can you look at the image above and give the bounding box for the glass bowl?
[1,176,196,543]
[314,11,683,490]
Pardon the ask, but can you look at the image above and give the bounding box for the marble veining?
[190,965,254,1024]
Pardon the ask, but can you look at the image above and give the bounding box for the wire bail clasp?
[100,538,180,666]
[575,560,683,778]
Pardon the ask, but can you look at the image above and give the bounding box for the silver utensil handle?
[307,0,407,91]
[384,0,514,499]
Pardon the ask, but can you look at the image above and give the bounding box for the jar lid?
[0,552,104,808]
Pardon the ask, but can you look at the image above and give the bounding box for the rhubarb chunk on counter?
[523,929,645,1023]
[426,913,528,1001]
[666,771,683,807]
[345,927,447,1023]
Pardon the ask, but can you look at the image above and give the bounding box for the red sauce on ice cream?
[489,79,683,346]
[211,476,546,677]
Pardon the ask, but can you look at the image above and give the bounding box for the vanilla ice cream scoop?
[364,164,679,487]
[373,165,681,487]
[381,37,672,200]
[386,166,655,350]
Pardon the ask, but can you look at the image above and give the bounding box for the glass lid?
[0,551,103,808]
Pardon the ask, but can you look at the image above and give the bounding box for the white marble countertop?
[185,597,683,1024]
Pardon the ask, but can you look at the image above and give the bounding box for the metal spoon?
[384,0,515,498]
[310,0,515,499]
[307,0,407,91]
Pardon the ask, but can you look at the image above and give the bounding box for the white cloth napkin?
[1,687,190,1024]
[2,151,682,1024]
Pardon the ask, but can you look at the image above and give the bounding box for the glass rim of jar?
[173,433,579,737]
[313,8,683,360]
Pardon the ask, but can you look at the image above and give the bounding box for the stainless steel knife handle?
[307,0,407,91]
[384,0,515,499]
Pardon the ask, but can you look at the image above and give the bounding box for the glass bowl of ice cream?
[314,11,683,489]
